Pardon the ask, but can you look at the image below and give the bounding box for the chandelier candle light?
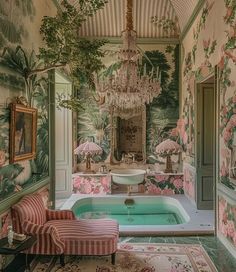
[94,0,162,118]
[74,141,103,173]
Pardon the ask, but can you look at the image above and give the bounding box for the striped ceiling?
[58,0,199,39]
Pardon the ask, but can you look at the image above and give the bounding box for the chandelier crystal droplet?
[94,0,162,118]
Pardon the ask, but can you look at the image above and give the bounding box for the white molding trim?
[218,183,236,201]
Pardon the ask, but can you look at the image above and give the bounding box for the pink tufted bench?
[11,194,119,265]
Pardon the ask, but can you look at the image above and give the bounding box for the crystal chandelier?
[94,0,162,118]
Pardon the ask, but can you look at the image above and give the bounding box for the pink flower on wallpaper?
[170,128,178,137]
[203,39,210,49]
[93,187,100,194]
[177,118,185,129]
[225,7,233,20]
[184,180,189,191]
[227,220,235,238]
[100,176,110,187]
[83,182,92,194]
[73,177,82,188]
[187,143,193,152]
[233,96,236,103]
[184,170,190,181]
[220,161,228,177]
[218,56,225,70]
[223,129,232,142]
[222,106,228,116]
[162,188,174,195]
[155,175,167,182]
[147,184,162,195]
[229,114,236,126]
[223,118,228,125]
[219,199,226,222]
[182,132,188,144]
[188,181,195,199]
[173,178,183,189]
[233,233,236,246]
[222,211,228,224]
[221,221,228,237]
[221,148,231,159]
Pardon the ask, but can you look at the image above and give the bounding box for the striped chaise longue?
[11,193,119,265]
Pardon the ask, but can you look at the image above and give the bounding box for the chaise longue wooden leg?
[60,254,65,266]
[111,252,116,265]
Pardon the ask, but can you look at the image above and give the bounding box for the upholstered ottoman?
[46,218,119,264]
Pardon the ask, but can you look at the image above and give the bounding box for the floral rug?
[31,243,217,272]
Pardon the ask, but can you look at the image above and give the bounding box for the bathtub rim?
[61,194,214,236]
[71,195,190,224]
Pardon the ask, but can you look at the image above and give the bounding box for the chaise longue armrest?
[46,209,75,220]
[22,220,65,254]
[22,220,58,235]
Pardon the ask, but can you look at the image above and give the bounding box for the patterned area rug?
[31,243,217,272]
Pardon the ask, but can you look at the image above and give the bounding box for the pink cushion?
[46,219,119,255]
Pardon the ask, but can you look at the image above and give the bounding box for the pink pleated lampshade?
[74,141,103,156]
[155,139,182,156]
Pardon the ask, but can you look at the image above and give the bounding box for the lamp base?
[164,155,173,173]
[83,169,95,174]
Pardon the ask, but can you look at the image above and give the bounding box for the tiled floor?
[119,235,236,272]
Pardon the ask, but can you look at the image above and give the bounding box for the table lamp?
[155,139,182,173]
[74,141,103,173]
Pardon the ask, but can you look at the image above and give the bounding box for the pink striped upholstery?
[12,194,47,233]
[11,193,119,261]
[46,209,75,220]
[47,219,119,255]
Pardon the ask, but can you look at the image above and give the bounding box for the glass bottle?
[7,226,14,247]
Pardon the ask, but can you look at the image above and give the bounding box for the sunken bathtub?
[71,195,194,235]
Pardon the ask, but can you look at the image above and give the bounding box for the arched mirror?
[110,106,146,164]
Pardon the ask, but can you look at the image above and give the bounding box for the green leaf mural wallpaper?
[77,44,179,166]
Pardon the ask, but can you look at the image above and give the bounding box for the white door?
[55,72,73,199]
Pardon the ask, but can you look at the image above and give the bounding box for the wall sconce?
[155,139,182,173]
[74,141,102,173]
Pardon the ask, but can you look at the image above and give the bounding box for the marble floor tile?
[119,235,236,272]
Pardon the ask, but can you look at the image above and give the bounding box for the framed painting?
[10,103,37,163]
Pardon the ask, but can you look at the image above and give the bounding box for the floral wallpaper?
[183,163,196,203]
[218,196,236,247]
[145,174,184,195]
[0,1,56,203]
[181,0,236,251]
[73,175,111,195]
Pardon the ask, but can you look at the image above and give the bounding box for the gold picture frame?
[10,103,37,163]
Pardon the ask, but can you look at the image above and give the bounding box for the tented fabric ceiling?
[58,0,199,38]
